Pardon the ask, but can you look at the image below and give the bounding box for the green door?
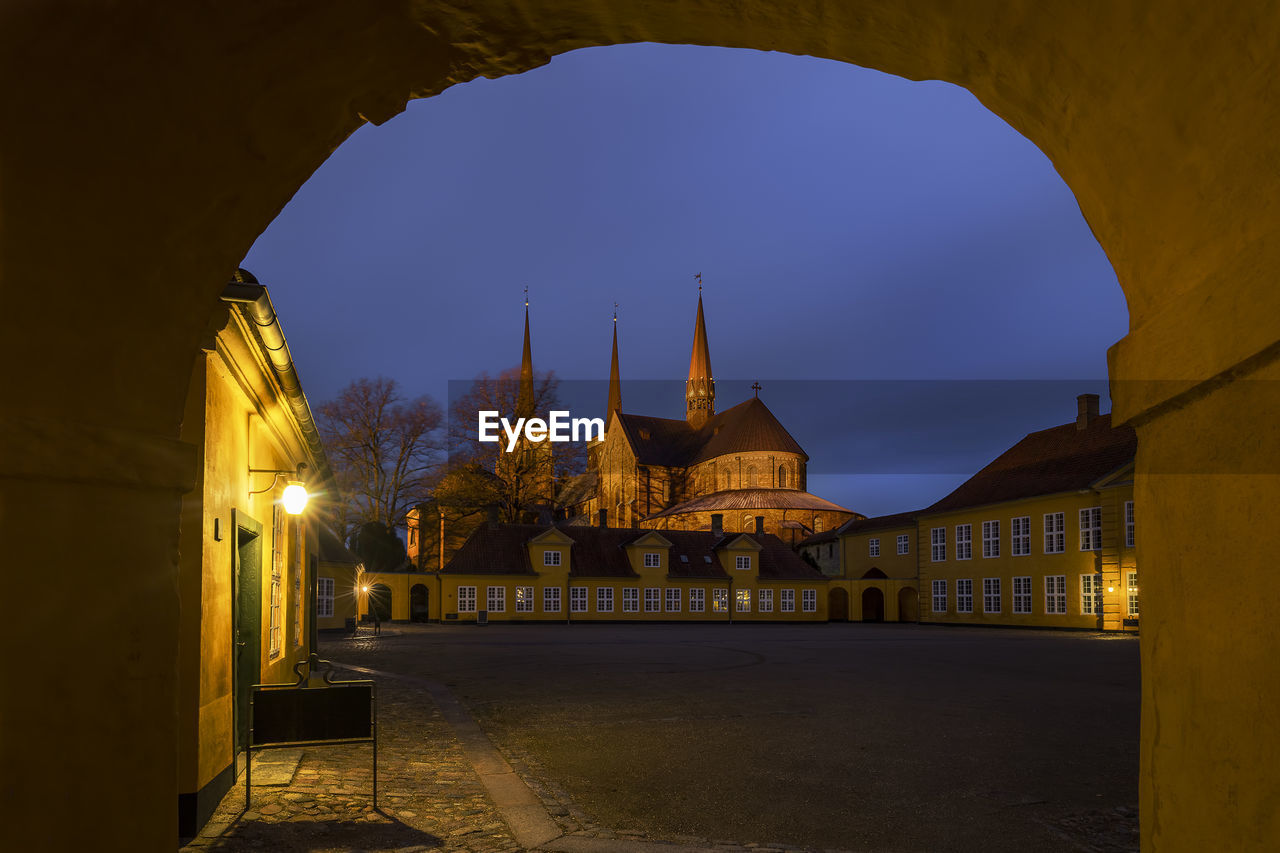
[232,511,262,754]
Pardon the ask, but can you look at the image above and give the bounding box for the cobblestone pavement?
[182,673,520,853]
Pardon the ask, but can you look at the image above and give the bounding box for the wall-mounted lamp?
[249,462,310,515]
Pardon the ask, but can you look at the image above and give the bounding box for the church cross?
[752,381,761,398]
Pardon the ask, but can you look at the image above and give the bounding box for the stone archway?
[861,587,885,623]
[5,4,1280,851]
[368,583,393,623]
[410,583,430,622]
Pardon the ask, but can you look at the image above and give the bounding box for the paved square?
[331,623,1138,852]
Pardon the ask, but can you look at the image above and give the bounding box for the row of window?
[924,503,1135,562]
[455,585,818,614]
[543,550,755,570]
[929,572,1139,616]
[866,533,913,557]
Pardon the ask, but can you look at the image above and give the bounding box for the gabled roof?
[643,487,856,520]
[612,396,808,469]
[922,414,1137,515]
[832,510,921,538]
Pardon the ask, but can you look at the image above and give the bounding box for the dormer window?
[735,555,751,570]
[543,550,562,566]
[639,428,651,440]
[704,556,712,564]
[643,552,661,568]
[680,555,689,563]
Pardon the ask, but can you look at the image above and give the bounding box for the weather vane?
[695,272,702,294]
[524,285,529,308]
[752,381,762,398]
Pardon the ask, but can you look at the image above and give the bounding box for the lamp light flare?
[281,480,309,514]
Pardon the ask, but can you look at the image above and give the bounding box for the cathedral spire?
[607,303,622,419]
[518,288,534,417]
[686,274,715,428]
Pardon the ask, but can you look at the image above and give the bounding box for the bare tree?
[318,377,444,542]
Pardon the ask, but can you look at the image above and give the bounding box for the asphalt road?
[327,623,1139,852]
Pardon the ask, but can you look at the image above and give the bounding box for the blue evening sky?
[243,44,1127,518]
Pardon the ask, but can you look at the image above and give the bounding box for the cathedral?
[552,289,861,544]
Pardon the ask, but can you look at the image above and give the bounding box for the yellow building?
[806,395,1138,631]
[176,270,336,835]
[316,526,362,631]
[806,511,921,622]
[436,515,830,622]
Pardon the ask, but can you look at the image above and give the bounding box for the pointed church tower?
[686,281,715,428]
[606,305,622,420]
[517,290,534,418]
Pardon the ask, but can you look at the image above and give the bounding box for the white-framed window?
[931,527,946,562]
[1079,507,1103,551]
[458,586,477,613]
[1045,575,1066,614]
[487,586,505,613]
[955,524,972,560]
[543,549,562,566]
[736,589,751,612]
[982,521,1000,558]
[802,589,817,612]
[666,587,681,612]
[515,586,534,612]
[1012,516,1031,556]
[570,586,588,612]
[1127,572,1139,617]
[644,552,662,568]
[269,506,284,659]
[983,578,1001,613]
[735,555,751,570]
[1081,574,1103,615]
[897,534,910,555]
[1013,576,1032,613]
[543,587,561,613]
[317,577,334,618]
[759,589,773,612]
[1044,512,1065,554]
[781,589,795,612]
[1125,501,1135,549]
[597,587,614,613]
[644,587,661,612]
[690,588,706,612]
[622,587,639,612]
[293,546,302,649]
[932,579,947,613]
[869,538,880,557]
[956,578,973,613]
[712,588,729,612]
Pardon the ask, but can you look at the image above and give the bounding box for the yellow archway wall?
[2,3,1278,850]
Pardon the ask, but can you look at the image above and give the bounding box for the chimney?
[597,508,608,528]
[711,513,723,537]
[755,516,766,535]
[1077,394,1100,430]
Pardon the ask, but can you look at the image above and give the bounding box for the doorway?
[410,584,430,622]
[862,587,885,623]
[898,587,919,622]
[231,510,262,755]
[828,587,849,622]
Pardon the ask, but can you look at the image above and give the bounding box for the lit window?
[666,587,681,612]
[689,588,705,612]
[1044,576,1066,614]
[780,589,796,612]
[869,538,880,558]
[544,550,562,566]
[801,589,816,612]
[597,587,613,613]
[712,588,729,612]
[515,586,534,612]
[982,521,1000,558]
[458,586,477,613]
[1127,572,1139,617]
[758,589,773,612]
[896,534,909,555]
[1044,512,1065,554]
[644,587,661,612]
[1081,573,1103,614]
[543,587,561,613]
[644,552,661,568]
[1013,576,1032,613]
[1079,508,1102,551]
[983,578,1001,613]
[317,577,334,618]
[622,587,639,612]
[778,466,787,488]
[570,586,588,613]
[1012,516,1031,556]
[931,527,946,562]
[487,586,505,613]
[735,555,751,570]
[736,589,751,612]
[956,524,972,560]
[956,579,972,613]
[1125,501,1135,549]
[932,579,947,613]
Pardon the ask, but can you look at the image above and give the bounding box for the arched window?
[724,470,732,490]
[744,514,755,532]
[747,465,757,487]
[815,517,824,533]
[778,466,787,488]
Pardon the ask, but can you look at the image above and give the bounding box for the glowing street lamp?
[249,462,311,514]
